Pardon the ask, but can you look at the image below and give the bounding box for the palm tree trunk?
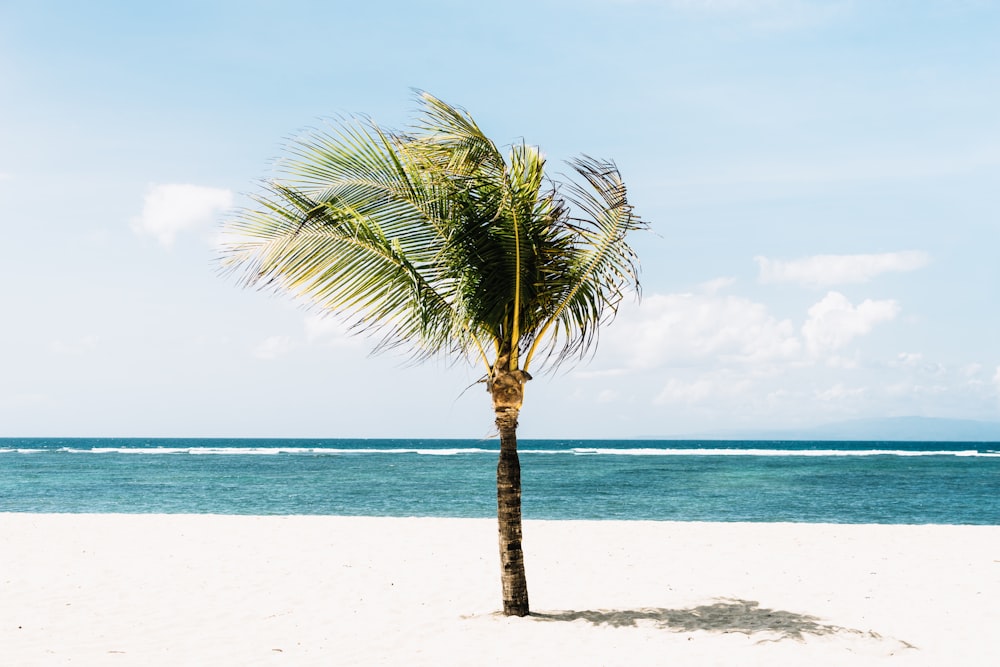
[495,406,529,616]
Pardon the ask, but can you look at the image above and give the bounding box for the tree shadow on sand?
[531,598,915,647]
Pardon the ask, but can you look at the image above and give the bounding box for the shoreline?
[2,514,997,665]
[3,512,995,527]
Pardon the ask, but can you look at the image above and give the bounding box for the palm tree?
[219,93,645,616]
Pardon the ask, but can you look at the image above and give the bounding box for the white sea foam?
[36,446,499,456]
[5,446,996,457]
[566,447,998,457]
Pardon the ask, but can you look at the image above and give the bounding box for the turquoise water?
[1,438,997,524]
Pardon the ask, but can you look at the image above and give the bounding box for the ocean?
[1,438,997,524]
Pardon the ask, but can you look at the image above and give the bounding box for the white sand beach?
[1,514,997,666]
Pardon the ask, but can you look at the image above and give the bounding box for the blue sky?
[1,0,998,438]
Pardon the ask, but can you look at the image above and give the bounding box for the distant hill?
[672,417,1000,442]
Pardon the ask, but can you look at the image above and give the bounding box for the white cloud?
[962,363,983,378]
[700,277,736,294]
[596,389,619,404]
[304,315,349,342]
[654,378,716,404]
[574,281,1000,426]
[814,383,866,402]
[756,251,930,287]
[653,376,751,405]
[252,335,294,361]
[574,368,630,380]
[607,292,801,369]
[890,352,945,377]
[133,184,234,247]
[592,284,905,387]
[50,335,101,356]
[303,314,363,349]
[895,352,924,367]
[824,354,859,369]
[801,291,900,355]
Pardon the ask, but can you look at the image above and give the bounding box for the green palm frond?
[219,119,481,361]
[219,94,646,375]
[409,91,506,178]
[522,156,645,372]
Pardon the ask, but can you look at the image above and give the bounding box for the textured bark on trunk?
[496,408,529,616]
[490,355,530,616]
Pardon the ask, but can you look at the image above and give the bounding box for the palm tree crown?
[220,93,645,380]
